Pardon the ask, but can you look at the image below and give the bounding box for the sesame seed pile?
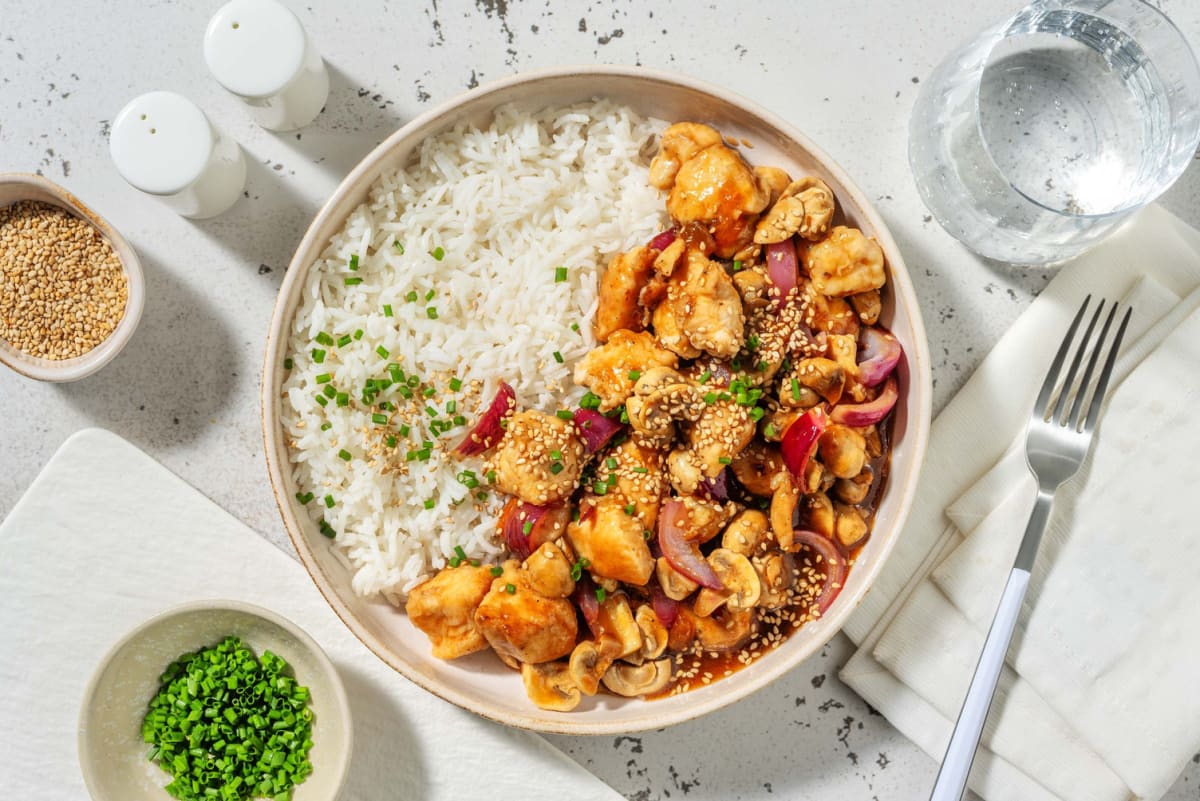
[0,200,127,360]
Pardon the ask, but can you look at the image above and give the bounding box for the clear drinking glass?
[910,0,1200,265]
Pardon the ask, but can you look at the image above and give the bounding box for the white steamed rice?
[282,100,667,604]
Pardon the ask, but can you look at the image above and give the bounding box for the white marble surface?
[2,1,1199,799]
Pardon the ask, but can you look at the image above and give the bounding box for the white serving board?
[0,428,622,801]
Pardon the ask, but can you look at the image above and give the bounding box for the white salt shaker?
[109,91,247,219]
[204,0,329,132]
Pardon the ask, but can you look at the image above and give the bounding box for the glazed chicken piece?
[652,246,745,360]
[649,122,723,190]
[406,564,495,659]
[474,560,578,664]
[608,432,670,529]
[489,410,585,506]
[753,177,836,244]
[567,496,655,585]
[664,140,771,259]
[802,225,886,297]
[574,329,678,412]
[595,245,657,342]
[667,398,756,495]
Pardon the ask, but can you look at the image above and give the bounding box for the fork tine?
[1053,299,1104,423]
[1033,296,1091,420]
[1081,306,1133,434]
[1067,303,1118,429]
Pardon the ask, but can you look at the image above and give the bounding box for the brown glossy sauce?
[648,412,894,700]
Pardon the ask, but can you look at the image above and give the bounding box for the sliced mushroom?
[656,556,700,601]
[834,466,873,505]
[756,552,795,610]
[818,424,867,479]
[754,165,792,205]
[595,593,643,658]
[732,268,772,312]
[568,639,620,696]
[802,458,824,495]
[653,237,685,277]
[787,358,845,406]
[601,658,673,697]
[695,607,757,652]
[521,661,581,712]
[800,492,836,540]
[770,472,801,549]
[827,334,858,375]
[695,549,762,616]
[731,441,787,496]
[626,369,706,439]
[849,288,881,325]
[635,604,669,660]
[834,503,870,550]
[862,424,884,458]
[721,509,770,556]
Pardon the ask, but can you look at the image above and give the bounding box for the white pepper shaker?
[109,91,247,219]
[204,0,329,132]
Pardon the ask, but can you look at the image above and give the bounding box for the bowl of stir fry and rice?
[262,65,931,734]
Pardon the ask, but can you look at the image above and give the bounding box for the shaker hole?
[140,114,147,121]
[150,128,157,134]
[232,21,239,29]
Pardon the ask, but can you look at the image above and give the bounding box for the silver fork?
[929,296,1133,801]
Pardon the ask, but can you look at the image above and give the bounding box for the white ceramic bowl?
[262,66,932,735]
[78,601,351,801]
[0,173,145,382]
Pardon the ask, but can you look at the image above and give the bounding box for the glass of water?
[910,0,1200,265]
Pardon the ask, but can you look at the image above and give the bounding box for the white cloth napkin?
[840,205,1200,801]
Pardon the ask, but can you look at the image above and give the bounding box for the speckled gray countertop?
[3,1,1199,799]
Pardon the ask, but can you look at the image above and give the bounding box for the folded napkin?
[840,206,1200,801]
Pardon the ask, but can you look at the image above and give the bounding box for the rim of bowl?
[261,64,933,734]
[77,599,352,801]
[0,173,145,382]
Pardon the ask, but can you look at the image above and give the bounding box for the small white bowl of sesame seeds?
[0,173,144,382]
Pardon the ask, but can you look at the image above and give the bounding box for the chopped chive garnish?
[375,345,389,359]
[633,466,649,474]
[606,457,617,469]
[378,400,393,411]
[453,415,466,426]
[486,470,497,484]
[295,491,314,504]
[505,583,516,594]
[553,351,564,364]
[283,357,294,370]
[764,423,777,438]
[703,391,717,404]
[426,307,439,319]
[337,334,352,347]
[311,348,326,363]
[627,369,641,381]
[431,246,445,261]
[476,491,488,501]
[791,377,801,400]
[344,277,363,286]
[445,400,457,414]
[550,449,563,460]
[320,421,332,431]
[448,556,462,567]
[324,494,335,508]
[490,566,503,577]
[385,435,397,447]
[623,504,635,515]
[372,413,388,425]
[454,545,467,560]
[337,449,352,461]
[423,386,436,398]
[549,462,564,474]
[424,498,435,510]
[556,410,573,421]
[399,424,411,436]
[323,385,337,398]
[719,456,732,465]
[425,405,439,418]
[320,518,336,538]
[314,394,328,406]
[405,449,418,462]
[699,369,712,384]
[579,391,601,410]
[757,360,769,372]
[554,266,568,282]
[405,290,418,302]
[417,448,431,461]
[348,254,360,271]
[522,520,534,535]
[336,392,349,407]
[749,407,765,421]
[595,587,607,603]
[571,322,580,332]
[457,470,479,489]
[719,392,732,402]
[393,240,405,254]
[407,375,421,388]
[593,482,608,496]
[315,331,334,346]
[732,259,743,271]
[383,304,393,317]
[354,329,364,340]
[315,373,332,384]
[449,377,462,391]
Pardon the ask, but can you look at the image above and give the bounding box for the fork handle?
[928,568,1031,801]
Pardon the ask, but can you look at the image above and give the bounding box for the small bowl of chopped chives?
[0,173,145,382]
[78,601,351,801]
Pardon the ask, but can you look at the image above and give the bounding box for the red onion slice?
[765,239,799,305]
[452,381,516,457]
[857,327,903,388]
[830,375,899,427]
[650,582,680,628]
[790,529,848,615]
[573,408,623,454]
[572,573,601,636]
[780,407,828,480]
[648,229,677,251]
[657,499,725,590]
[499,498,548,561]
[698,468,729,502]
